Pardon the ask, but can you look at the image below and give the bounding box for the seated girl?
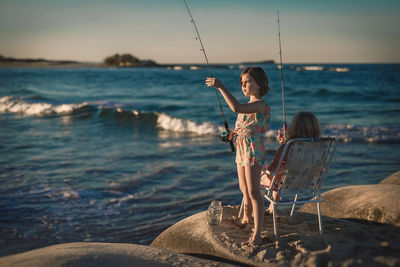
[264,111,321,214]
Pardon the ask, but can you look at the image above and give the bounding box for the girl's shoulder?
[248,100,269,116]
[256,100,269,108]
[259,101,270,116]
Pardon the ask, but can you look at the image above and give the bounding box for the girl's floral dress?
[234,104,270,167]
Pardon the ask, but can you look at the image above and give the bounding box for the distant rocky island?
[103,53,158,67]
[0,53,274,69]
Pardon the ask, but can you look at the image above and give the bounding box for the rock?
[103,53,158,67]
[151,209,251,265]
[300,184,400,226]
[151,211,216,254]
[0,242,233,267]
[379,170,400,185]
[151,206,400,266]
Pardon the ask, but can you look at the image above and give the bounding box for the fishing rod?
[277,11,287,136]
[182,0,235,152]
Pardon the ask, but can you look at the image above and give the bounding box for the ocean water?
[0,64,399,256]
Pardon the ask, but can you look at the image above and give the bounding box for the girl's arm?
[267,144,285,173]
[205,77,265,114]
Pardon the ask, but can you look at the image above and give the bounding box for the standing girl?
[205,67,270,247]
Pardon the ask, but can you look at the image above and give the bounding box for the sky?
[1,0,399,64]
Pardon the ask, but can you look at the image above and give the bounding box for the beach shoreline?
[1,170,399,266]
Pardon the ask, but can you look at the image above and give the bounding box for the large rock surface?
[0,242,234,267]
[152,171,400,266]
[151,206,400,266]
[379,170,400,185]
[300,184,400,226]
[151,210,251,265]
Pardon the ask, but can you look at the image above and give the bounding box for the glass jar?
[206,200,223,225]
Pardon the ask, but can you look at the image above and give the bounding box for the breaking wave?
[0,96,89,116]
[0,96,223,136]
[1,96,399,143]
[156,113,223,135]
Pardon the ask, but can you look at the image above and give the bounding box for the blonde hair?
[285,112,321,141]
[239,66,269,96]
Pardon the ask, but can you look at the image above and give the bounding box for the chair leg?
[238,198,244,219]
[317,202,323,236]
[290,194,298,216]
[273,203,278,238]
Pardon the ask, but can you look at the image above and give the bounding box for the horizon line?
[1,55,399,65]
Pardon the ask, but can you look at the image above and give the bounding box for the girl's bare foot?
[231,215,251,228]
[242,204,253,223]
[233,219,249,229]
[241,216,251,225]
[266,204,274,215]
[248,234,262,247]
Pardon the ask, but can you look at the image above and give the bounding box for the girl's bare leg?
[267,191,279,214]
[245,165,264,246]
[264,175,274,214]
[265,174,279,214]
[237,165,252,224]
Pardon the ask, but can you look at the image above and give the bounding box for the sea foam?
[156,113,224,135]
[156,112,279,138]
[2,96,397,143]
[0,96,87,116]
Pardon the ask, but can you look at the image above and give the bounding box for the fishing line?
[182,0,234,152]
[277,11,287,132]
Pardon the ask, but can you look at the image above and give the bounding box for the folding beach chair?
[239,137,338,238]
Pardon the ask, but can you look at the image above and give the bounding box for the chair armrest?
[264,168,273,175]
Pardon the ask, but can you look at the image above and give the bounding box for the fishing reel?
[277,123,287,144]
[219,131,230,143]
[219,129,236,152]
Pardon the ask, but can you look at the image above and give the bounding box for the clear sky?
[1,0,399,63]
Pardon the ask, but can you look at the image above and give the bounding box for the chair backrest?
[273,138,337,201]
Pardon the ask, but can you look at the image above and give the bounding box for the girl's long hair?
[285,112,321,141]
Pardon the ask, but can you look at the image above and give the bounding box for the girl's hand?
[205,77,223,89]
[277,129,285,144]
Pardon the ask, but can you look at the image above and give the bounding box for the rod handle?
[229,140,235,152]
[224,121,235,153]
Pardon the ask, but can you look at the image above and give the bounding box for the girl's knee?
[248,188,261,200]
[239,184,248,194]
